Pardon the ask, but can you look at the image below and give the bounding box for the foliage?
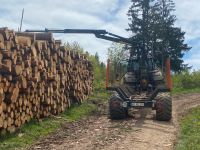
[171,71,200,148]
[107,43,129,83]
[172,87,200,95]
[65,41,85,53]
[176,107,200,150]
[173,71,200,89]
[86,52,106,90]
[127,0,191,72]
[107,43,129,62]
[172,70,200,94]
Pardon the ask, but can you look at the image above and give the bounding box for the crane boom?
[25,28,132,44]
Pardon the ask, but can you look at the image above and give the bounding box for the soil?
[28,93,200,150]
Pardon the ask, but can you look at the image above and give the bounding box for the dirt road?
[29,93,200,150]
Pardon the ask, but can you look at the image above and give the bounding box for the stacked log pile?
[0,27,93,133]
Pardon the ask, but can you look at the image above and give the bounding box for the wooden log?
[0,27,9,40]
[35,33,53,43]
[7,126,16,133]
[0,115,3,128]
[17,36,32,47]
[1,49,12,59]
[6,87,19,103]
[0,34,5,49]
[7,117,12,127]
[16,32,35,43]
[4,41,11,50]
[0,59,12,74]
[12,65,22,76]
[3,119,8,129]
[31,44,37,57]
[0,87,5,103]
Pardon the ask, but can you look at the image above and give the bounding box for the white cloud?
[174,0,200,70]
[1,0,199,69]
[0,0,131,63]
[174,0,200,41]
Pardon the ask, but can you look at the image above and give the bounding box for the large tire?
[155,92,172,121]
[109,95,127,120]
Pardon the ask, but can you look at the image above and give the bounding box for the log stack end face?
[0,28,93,133]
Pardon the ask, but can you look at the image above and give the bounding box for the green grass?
[176,107,200,150]
[172,71,200,95]
[172,87,200,95]
[0,89,110,150]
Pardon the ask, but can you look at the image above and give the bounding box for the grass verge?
[172,87,200,95]
[0,89,110,150]
[176,106,200,150]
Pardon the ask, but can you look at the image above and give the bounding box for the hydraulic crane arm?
[25,28,132,44]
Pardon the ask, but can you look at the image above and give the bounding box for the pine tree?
[153,0,191,71]
[128,0,157,58]
[127,0,191,72]
[95,52,100,63]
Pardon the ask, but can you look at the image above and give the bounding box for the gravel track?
[29,93,200,150]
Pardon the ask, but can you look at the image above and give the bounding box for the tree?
[127,0,191,72]
[153,0,191,71]
[95,52,100,63]
[127,0,155,58]
[107,43,129,82]
[108,43,129,62]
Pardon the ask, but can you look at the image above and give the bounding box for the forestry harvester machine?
[26,29,172,121]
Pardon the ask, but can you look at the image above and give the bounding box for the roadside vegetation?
[172,70,200,94]
[176,106,200,150]
[173,70,200,149]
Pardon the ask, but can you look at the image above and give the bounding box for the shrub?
[173,70,200,89]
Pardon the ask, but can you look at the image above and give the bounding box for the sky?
[0,0,199,70]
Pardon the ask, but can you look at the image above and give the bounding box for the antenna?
[19,8,24,32]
